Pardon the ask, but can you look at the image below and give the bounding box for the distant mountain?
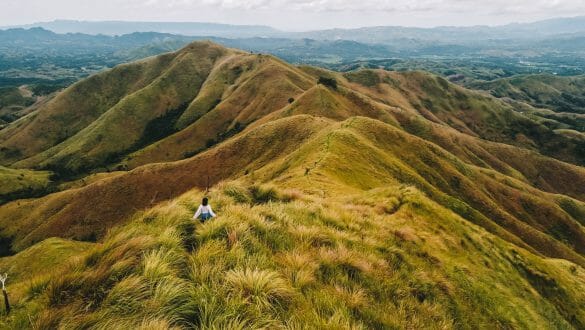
[0,27,199,87]
[0,27,193,49]
[0,28,393,64]
[0,27,408,92]
[5,19,280,38]
[293,16,585,44]
[513,16,585,35]
[4,25,585,85]
[6,16,585,42]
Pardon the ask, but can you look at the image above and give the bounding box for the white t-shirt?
[193,204,216,219]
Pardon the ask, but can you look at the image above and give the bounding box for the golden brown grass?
[3,183,584,328]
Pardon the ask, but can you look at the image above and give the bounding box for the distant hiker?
[193,197,216,223]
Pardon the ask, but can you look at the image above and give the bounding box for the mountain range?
[3,21,585,93]
[7,16,585,40]
[4,20,279,38]
[0,41,584,328]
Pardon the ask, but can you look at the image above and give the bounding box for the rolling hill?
[471,74,585,135]
[2,42,584,176]
[0,166,52,206]
[0,41,584,328]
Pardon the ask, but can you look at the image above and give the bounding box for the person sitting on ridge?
[193,197,216,223]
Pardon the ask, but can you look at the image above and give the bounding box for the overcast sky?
[2,0,585,30]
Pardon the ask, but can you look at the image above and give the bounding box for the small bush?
[249,184,279,204]
[333,285,368,308]
[278,252,318,288]
[318,77,338,89]
[32,309,65,330]
[222,183,252,204]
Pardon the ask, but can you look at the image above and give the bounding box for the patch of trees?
[318,76,338,89]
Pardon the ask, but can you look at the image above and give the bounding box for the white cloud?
[136,0,585,14]
[1,0,585,29]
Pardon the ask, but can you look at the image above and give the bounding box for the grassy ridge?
[343,70,585,166]
[0,42,584,328]
[0,86,34,125]
[2,43,584,179]
[123,54,315,168]
[0,166,52,204]
[472,74,585,115]
[1,183,584,328]
[0,115,330,251]
[1,115,584,270]
[471,74,585,134]
[0,52,178,165]
[15,42,231,175]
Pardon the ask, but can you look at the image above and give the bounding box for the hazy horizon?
[3,0,585,31]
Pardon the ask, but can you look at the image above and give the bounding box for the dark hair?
[202,197,209,206]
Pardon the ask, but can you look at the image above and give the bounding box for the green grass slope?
[0,86,35,125]
[1,183,584,328]
[471,74,585,133]
[122,54,315,168]
[1,115,585,270]
[472,74,585,115]
[0,115,331,251]
[343,70,585,166]
[0,166,52,204]
[0,43,584,329]
[16,42,233,176]
[2,43,583,181]
[0,52,179,166]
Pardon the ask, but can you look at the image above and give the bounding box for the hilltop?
[0,42,584,328]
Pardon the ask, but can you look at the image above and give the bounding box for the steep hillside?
[341,70,585,165]
[2,43,583,180]
[471,74,585,135]
[1,182,585,329]
[0,42,234,174]
[0,116,330,251]
[472,74,585,115]
[2,115,585,269]
[0,166,52,205]
[0,41,585,329]
[0,86,34,125]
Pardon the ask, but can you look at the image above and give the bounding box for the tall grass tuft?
[102,275,150,316]
[142,248,183,282]
[249,184,280,204]
[225,268,295,309]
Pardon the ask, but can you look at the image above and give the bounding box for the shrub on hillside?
[249,184,280,204]
[318,77,338,89]
[222,183,252,204]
